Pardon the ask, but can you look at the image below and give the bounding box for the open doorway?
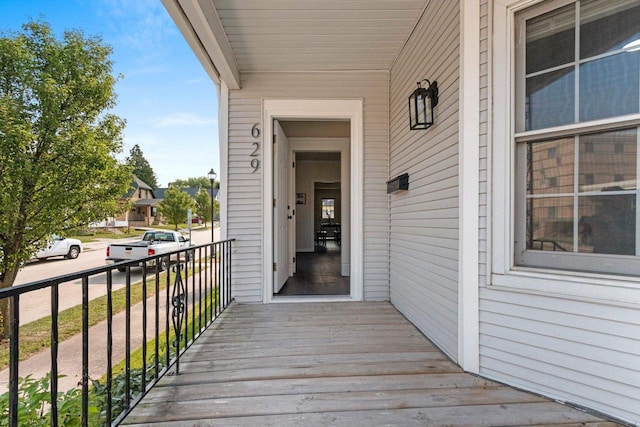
[262,99,363,303]
[272,122,350,297]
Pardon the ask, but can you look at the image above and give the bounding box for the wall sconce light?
[408,79,439,130]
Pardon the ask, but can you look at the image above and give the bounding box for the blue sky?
[0,0,220,188]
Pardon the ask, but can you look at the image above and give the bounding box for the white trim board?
[262,99,364,304]
[218,81,229,241]
[458,0,481,374]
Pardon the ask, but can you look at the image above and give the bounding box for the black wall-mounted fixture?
[408,79,438,130]
[387,173,409,194]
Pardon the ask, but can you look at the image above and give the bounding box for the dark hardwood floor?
[277,242,350,296]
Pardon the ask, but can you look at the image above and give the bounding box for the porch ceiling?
[164,0,429,88]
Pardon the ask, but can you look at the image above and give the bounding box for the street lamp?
[207,168,217,242]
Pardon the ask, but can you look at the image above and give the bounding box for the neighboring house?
[164,0,640,424]
[115,175,164,227]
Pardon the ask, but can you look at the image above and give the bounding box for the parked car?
[35,234,83,260]
[105,230,193,272]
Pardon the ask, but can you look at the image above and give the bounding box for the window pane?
[321,198,335,219]
[526,68,575,130]
[580,0,640,59]
[579,129,637,191]
[579,52,640,122]
[578,194,636,254]
[527,197,574,251]
[527,138,575,195]
[526,3,575,74]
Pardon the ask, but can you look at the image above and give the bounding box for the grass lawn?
[70,230,145,243]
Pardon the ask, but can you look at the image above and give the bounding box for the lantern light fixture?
[408,79,439,130]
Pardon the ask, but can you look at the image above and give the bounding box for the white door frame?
[262,99,364,303]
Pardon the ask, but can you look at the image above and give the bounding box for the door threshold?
[270,295,354,303]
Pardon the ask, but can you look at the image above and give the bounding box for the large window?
[515,0,640,275]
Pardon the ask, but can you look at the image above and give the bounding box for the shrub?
[0,374,99,427]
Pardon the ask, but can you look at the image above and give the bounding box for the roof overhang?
[162,0,430,89]
[162,0,241,89]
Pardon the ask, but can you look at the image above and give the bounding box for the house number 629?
[250,123,260,173]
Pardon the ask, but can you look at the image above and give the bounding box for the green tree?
[159,187,194,231]
[126,144,158,189]
[0,21,132,337]
[194,189,219,228]
[171,176,218,189]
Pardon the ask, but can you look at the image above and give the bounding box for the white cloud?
[97,0,176,53]
[151,113,217,128]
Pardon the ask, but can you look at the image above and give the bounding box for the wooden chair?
[316,230,327,246]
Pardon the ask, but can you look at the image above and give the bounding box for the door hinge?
[292,161,295,168]
[273,198,276,208]
[293,256,296,263]
[273,262,277,271]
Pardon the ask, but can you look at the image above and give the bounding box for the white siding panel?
[389,1,460,361]
[479,288,640,424]
[227,71,389,303]
[479,0,490,287]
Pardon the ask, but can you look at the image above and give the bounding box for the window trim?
[491,0,640,304]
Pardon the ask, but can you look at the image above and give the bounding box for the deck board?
[122,302,617,426]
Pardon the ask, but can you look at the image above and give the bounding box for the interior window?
[321,198,335,220]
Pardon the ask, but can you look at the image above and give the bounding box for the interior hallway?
[277,242,349,296]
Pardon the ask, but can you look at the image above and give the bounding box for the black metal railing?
[0,239,234,426]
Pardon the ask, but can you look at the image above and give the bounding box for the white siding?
[479,0,490,286]
[480,1,640,424]
[227,72,389,302]
[479,288,640,424]
[388,1,460,361]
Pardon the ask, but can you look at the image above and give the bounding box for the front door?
[273,120,291,293]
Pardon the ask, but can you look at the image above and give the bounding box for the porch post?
[458,0,480,374]
[218,80,229,241]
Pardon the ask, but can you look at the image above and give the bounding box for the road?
[14,227,219,325]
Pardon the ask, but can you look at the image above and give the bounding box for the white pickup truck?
[105,230,192,272]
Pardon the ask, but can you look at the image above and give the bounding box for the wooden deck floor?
[122,302,617,426]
